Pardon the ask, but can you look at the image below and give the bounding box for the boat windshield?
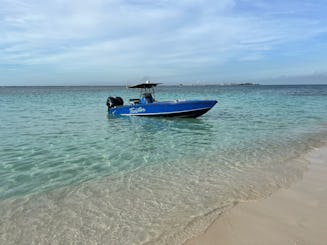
[128,81,160,103]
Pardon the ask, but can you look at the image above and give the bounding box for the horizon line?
[1,83,327,87]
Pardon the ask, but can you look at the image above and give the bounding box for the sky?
[1,0,327,85]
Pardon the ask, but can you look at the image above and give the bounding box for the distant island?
[177,82,260,86]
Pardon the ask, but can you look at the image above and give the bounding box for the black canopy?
[128,81,161,89]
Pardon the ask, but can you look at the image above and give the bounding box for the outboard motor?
[106,96,115,108]
[106,96,124,109]
[115,97,124,106]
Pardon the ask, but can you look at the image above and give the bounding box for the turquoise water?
[1,85,327,244]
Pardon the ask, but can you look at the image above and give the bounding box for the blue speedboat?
[106,81,217,118]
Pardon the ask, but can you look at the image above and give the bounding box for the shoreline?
[185,144,327,245]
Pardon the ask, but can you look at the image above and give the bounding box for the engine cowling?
[106,96,124,108]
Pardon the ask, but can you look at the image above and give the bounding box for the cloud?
[0,0,327,84]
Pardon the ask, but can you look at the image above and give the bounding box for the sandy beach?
[185,145,327,245]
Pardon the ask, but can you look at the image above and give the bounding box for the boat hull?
[108,100,217,118]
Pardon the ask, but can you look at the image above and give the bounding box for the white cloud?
[0,0,327,84]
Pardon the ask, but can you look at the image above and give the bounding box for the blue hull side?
[108,100,217,118]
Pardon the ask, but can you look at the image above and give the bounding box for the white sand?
[185,146,327,245]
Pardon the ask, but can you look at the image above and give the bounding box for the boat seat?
[129,98,140,105]
[141,93,155,104]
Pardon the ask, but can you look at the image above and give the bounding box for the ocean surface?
[1,85,327,244]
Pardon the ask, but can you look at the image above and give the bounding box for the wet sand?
[185,145,327,245]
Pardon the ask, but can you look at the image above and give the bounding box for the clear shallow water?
[0,85,327,244]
